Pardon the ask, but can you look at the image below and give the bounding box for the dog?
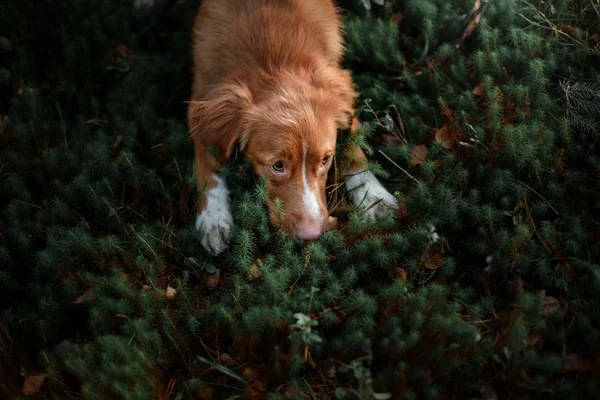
[188,0,398,255]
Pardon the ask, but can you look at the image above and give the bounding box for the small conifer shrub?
[1,0,599,398]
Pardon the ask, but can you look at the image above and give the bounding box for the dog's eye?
[321,156,330,166]
[271,161,285,172]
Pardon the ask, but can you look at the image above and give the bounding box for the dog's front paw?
[196,176,233,255]
[345,170,398,223]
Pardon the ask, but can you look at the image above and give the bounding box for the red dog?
[188,0,398,254]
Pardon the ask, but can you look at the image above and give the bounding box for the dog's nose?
[295,222,323,241]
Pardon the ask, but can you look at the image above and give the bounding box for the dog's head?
[189,64,357,240]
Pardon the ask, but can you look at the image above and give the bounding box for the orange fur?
[188,0,364,239]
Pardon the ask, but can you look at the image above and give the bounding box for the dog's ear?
[188,81,253,162]
[330,69,359,129]
[311,67,359,130]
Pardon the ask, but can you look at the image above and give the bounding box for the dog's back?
[191,0,345,99]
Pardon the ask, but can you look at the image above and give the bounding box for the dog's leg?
[343,119,398,222]
[193,140,233,255]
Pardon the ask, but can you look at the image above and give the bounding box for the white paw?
[345,170,398,223]
[196,175,233,255]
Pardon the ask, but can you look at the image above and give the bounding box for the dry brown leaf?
[528,332,542,346]
[562,24,574,35]
[411,145,428,166]
[241,366,257,380]
[396,202,408,219]
[564,353,598,371]
[389,267,407,281]
[166,286,176,299]
[420,247,444,270]
[17,86,35,96]
[206,269,221,288]
[327,216,339,230]
[22,373,47,396]
[73,288,96,304]
[472,81,486,96]
[248,260,263,281]
[391,13,404,27]
[112,134,124,148]
[84,119,108,127]
[461,0,485,42]
[434,126,454,149]
[218,353,237,367]
[541,296,560,317]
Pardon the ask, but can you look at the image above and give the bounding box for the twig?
[511,178,559,216]
[378,150,419,184]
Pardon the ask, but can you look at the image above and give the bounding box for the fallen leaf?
[112,135,124,149]
[434,126,454,149]
[391,13,404,27]
[327,216,338,229]
[528,332,542,346]
[84,119,108,126]
[562,24,574,35]
[114,43,133,61]
[307,350,316,368]
[141,284,151,291]
[472,81,486,96]
[206,268,221,288]
[73,288,96,304]
[17,86,35,95]
[218,353,237,367]
[460,0,485,43]
[242,366,257,380]
[564,353,597,371]
[22,373,47,395]
[389,267,407,281]
[420,247,444,270]
[248,260,263,281]
[166,286,176,299]
[541,296,560,317]
[411,145,428,166]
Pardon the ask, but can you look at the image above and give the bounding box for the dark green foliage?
[2,0,600,398]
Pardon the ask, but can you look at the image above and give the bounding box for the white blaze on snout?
[302,141,323,222]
